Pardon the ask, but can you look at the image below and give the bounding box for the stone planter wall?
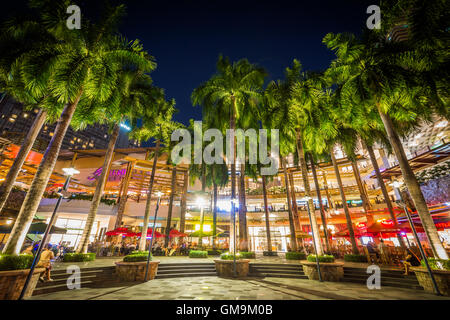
[115,261,159,282]
[214,259,250,278]
[412,267,450,296]
[0,268,45,300]
[301,261,344,282]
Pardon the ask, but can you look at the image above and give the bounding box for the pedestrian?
[37,244,55,282]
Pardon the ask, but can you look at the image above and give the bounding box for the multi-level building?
[0,94,138,152]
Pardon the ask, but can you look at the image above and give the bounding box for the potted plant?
[301,254,344,282]
[114,252,159,281]
[0,254,45,300]
[412,258,450,296]
[214,252,251,277]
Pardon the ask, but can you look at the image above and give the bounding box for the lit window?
[49,132,54,137]
[23,113,28,118]
[70,140,74,144]
[11,114,17,118]
[8,118,15,122]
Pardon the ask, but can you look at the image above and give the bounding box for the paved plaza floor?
[28,276,449,300]
[52,254,399,271]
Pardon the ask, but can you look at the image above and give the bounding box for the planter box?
[115,261,160,282]
[214,259,250,278]
[0,268,45,300]
[412,267,450,296]
[301,261,344,282]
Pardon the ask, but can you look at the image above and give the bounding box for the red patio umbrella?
[105,227,134,236]
[169,229,188,237]
[136,228,164,238]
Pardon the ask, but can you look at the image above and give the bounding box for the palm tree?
[76,71,160,253]
[133,98,177,252]
[192,55,267,254]
[323,26,448,258]
[3,3,154,255]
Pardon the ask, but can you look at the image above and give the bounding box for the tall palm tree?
[323,25,448,258]
[192,55,267,254]
[3,3,154,255]
[76,72,159,253]
[133,99,177,251]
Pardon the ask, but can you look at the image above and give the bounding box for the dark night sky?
[3,0,378,126]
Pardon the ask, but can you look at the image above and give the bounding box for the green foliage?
[416,161,450,184]
[220,252,237,260]
[131,250,149,255]
[307,254,335,263]
[43,193,117,206]
[123,253,149,262]
[189,250,208,258]
[344,254,368,263]
[62,253,95,262]
[207,250,222,256]
[286,252,306,260]
[421,258,450,270]
[0,254,33,271]
[238,251,256,259]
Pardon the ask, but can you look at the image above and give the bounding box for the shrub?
[307,254,335,263]
[123,253,149,262]
[207,250,222,256]
[189,250,208,258]
[63,253,96,262]
[238,251,256,259]
[421,258,450,270]
[220,252,236,260]
[286,252,306,260]
[131,250,149,255]
[0,254,34,271]
[344,254,368,263]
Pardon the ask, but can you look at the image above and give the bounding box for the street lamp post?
[197,197,205,250]
[19,167,79,300]
[144,191,163,281]
[390,180,441,296]
[301,196,323,282]
[231,198,238,277]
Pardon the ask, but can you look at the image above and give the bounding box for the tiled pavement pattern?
[28,276,450,300]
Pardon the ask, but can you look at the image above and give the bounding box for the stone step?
[36,274,100,287]
[343,272,418,281]
[250,263,301,268]
[158,265,216,270]
[249,272,308,279]
[33,280,95,296]
[157,268,216,275]
[155,272,217,279]
[342,278,424,290]
[250,268,304,275]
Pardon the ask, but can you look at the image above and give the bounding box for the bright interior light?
[300,196,312,201]
[62,167,80,176]
[120,123,131,131]
[196,197,205,206]
[6,220,12,225]
[334,210,340,214]
[156,191,163,197]
[390,180,403,188]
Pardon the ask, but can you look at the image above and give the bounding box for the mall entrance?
[248,226,292,252]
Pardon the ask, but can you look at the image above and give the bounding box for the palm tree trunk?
[2,93,82,255]
[351,160,371,212]
[281,157,298,252]
[179,169,189,234]
[364,141,405,248]
[212,181,218,250]
[262,176,272,252]
[0,109,47,212]
[288,171,303,248]
[229,97,237,254]
[378,110,448,259]
[114,161,134,228]
[238,163,248,251]
[330,148,359,255]
[295,128,323,255]
[77,123,120,253]
[139,141,160,251]
[322,173,334,209]
[164,166,177,247]
[309,154,331,253]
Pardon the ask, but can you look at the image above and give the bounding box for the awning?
[0,222,67,234]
